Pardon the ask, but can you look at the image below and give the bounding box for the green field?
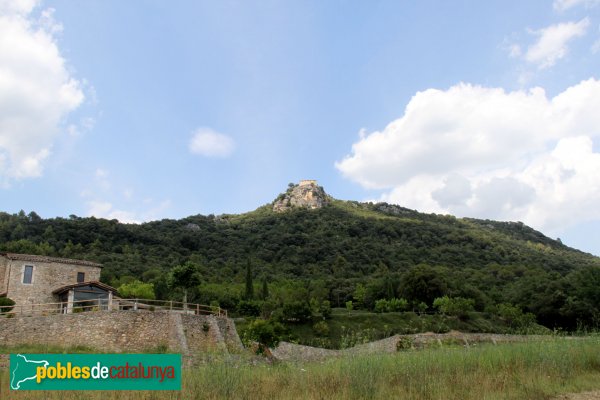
[2,337,600,399]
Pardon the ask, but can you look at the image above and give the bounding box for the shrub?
[345,300,353,311]
[433,296,475,319]
[313,321,330,337]
[374,299,389,313]
[282,301,312,323]
[0,297,15,314]
[388,298,409,312]
[320,300,332,319]
[237,300,261,317]
[396,337,413,351]
[242,319,286,350]
[117,280,155,300]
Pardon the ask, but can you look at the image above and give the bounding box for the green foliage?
[0,297,15,313]
[237,300,261,317]
[374,298,409,313]
[388,298,409,312]
[353,284,367,307]
[313,321,329,337]
[168,262,201,291]
[320,300,332,319]
[0,199,599,329]
[496,303,538,330]
[400,264,448,306]
[433,296,475,319]
[374,299,389,313]
[117,280,155,299]
[244,260,254,300]
[241,319,286,349]
[345,300,353,311]
[281,301,312,323]
[260,277,269,300]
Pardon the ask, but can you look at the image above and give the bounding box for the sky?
[1,0,600,256]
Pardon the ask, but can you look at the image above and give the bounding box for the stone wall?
[0,310,242,354]
[0,257,7,295]
[3,257,101,306]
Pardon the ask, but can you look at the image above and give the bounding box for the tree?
[353,284,367,308]
[244,259,254,300]
[168,262,201,303]
[433,296,474,319]
[261,276,269,300]
[117,280,155,300]
[400,264,448,306]
[242,319,286,352]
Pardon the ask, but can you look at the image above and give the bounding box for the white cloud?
[336,79,600,233]
[189,128,235,158]
[553,0,600,11]
[86,200,139,224]
[84,168,171,224]
[592,38,600,53]
[525,18,589,69]
[0,1,84,182]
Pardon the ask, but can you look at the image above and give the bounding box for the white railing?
[0,298,227,318]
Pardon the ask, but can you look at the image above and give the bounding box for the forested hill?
[0,199,596,279]
[1,188,599,328]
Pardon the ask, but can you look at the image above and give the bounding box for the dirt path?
[554,391,600,399]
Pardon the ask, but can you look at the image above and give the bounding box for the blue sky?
[1,0,600,256]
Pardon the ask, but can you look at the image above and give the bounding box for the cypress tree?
[245,259,254,300]
[261,276,269,300]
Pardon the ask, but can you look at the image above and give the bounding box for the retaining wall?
[0,310,242,354]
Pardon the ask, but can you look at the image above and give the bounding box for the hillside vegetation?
[1,185,599,331]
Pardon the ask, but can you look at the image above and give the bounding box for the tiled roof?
[52,281,118,295]
[0,252,102,268]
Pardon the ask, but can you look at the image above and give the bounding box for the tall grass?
[2,338,600,399]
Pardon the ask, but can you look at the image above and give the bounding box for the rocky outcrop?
[273,180,330,212]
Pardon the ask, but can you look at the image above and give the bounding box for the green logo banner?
[10,354,181,390]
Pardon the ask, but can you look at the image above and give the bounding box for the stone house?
[0,252,118,314]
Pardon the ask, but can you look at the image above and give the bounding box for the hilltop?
[0,180,599,329]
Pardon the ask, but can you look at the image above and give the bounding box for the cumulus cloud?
[336,79,600,232]
[83,167,171,224]
[0,0,84,182]
[525,18,590,69]
[189,128,235,158]
[553,0,600,11]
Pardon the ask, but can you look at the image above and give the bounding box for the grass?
[1,337,600,399]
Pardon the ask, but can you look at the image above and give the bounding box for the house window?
[77,272,85,283]
[23,265,33,284]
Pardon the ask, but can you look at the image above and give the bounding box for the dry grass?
[1,337,600,399]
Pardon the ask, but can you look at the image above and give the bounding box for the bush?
[242,319,286,350]
[389,298,409,312]
[0,297,15,314]
[497,303,538,330]
[345,300,353,311]
[320,300,332,319]
[237,300,261,317]
[433,296,475,319]
[374,299,389,313]
[282,301,312,323]
[117,280,155,300]
[313,321,330,337]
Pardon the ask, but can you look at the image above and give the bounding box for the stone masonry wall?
[0,257,7,295]
[0,310,240,354]
[5,259,101,307]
